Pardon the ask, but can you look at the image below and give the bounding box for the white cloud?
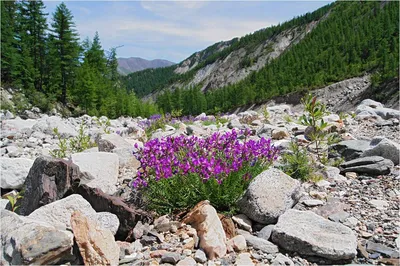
[140,1,207,20]
[78,16,275,45]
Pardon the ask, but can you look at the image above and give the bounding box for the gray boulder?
[228,119,243,129]
[360,99,383,108]
[97,134,137,167]
[238,231,279,254]
[237,168,301,224]
[362,137,400,165]
[271,209,357,261]
[32,116,77,138]
[329,140,370,161]
[87,212,120,236]
[71,152,119,195]
[1,209,75,265]
[28,194,120,235]
[0,199,9,210]
[28,194,97,230]
[374,107,400,120]
[0,158,34,189]
[1,117,37,139]
[340,156,393,176]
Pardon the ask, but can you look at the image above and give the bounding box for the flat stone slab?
[71,152,119,195]
[340,156,393,176]
[272,209,357,261]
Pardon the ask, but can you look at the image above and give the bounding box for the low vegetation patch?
[50,124,96,158]
[132,129,278,214]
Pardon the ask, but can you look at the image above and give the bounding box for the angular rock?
[87,212,120,236]
[1,118,37,139]
[1,209,74,265]
[362,137,400,165]
[183,201,227,259]
[232,214,252,232]
[226,235,247,252]
[272,209,357,261]
[71,152,119,194]
[97,134,137,167]
[240,233,279,254]
[328,211,350,223]
[194,249,207,263]
[74,184,153,240]
[228,119,243,129]
[160,252,181,264]
[367,241,400,258]
[19,156,92,216]
[0,158,34,189]
[218,214,237,239]
[303,199,324,207]
[340,156,393,176]
[32,116,77,138]
[360,99,384,109]
[28,194,97,230]
[235,253,254,266]
[71,211,119,266]
[374,107,400,120]
[329,140,370,161]
[0,199,9,210]
[177,257,196,266]
[271,254,294,266]
[257,224,275,241]
[237,168,301,224]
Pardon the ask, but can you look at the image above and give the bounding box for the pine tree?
[49,2,80,104]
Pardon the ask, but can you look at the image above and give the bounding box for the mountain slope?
[123,3,332,97]
[123,1,398,117]
[117,57,175,75]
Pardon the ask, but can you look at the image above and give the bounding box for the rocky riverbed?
[0,98,399,265]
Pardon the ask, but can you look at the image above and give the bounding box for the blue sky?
[43,1,332,63]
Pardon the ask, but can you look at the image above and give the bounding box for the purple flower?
[131,130,278,188]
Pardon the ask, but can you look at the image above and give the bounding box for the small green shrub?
[281,141,313,181]
[300,94,330,160]
[143,163,265,214]
[6,192,23,212]
[50,124,96,158]
[202,120,215,126]
[171,109,182,118]
[283,115,293,123]
[12,93,30,112]
[262,107,270,122]
[94,117,111,134]
[50,127,68,158]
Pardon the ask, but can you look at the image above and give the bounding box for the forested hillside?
[128,1,399,116]
[123,3,333,97]
[1,1,157,118]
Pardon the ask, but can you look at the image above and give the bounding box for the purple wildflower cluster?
[132,129,279,188]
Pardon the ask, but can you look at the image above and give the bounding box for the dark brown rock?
[19,156,92,216]
[19,156,152,241]
[72,184,153,240]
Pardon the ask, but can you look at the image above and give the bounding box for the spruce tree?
[1,1,19,86]
[19,0,48,92]
[49,2,80,104]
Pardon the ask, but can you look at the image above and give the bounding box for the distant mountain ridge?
[117,57,175,75]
